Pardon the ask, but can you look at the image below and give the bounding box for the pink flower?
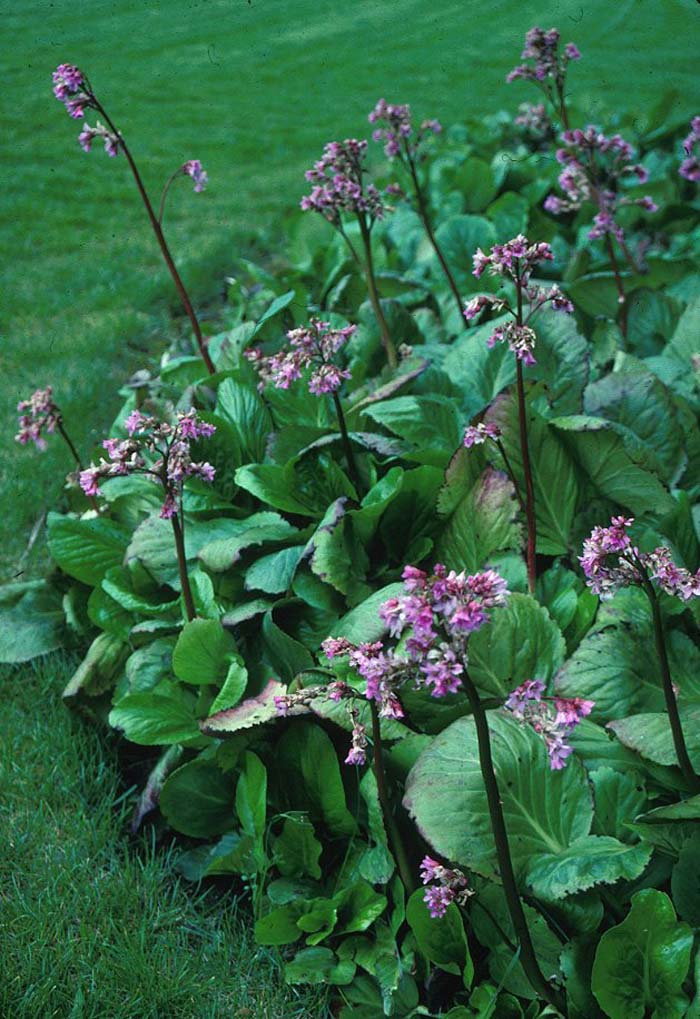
[183,159,208,192]
[463,422,501,448]
[15,387,62,451]
[246,319,355,397]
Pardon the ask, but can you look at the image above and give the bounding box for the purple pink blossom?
[53,63,122,157]
[466,236,572,366]
[79,409,216,518]
[507,27,580,87]
[544,127,657,244]
[580,516,700,602]
[680,116,700,183]
[15,387,62,451]
[368,98,442,162]
[420,855,472,918]
[245,318,355,396]
[183,159,208,192]
[505,679,593,770]
[300,139,387,225]
[463,422,502,448]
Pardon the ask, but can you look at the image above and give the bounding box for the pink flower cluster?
[505,679,593,770]
[465,236,573,365]
[78,122,120,157]
[507,27,581,87]
[322,564,508,722]
[300,139,386,224]
[245,318,355,396]
[79,409,216,519]
[183,159,208,193]
[53,63,120,157]
[420,855,472,919]
[544,127,657,243]
[680,117,700,183]
[463,422,502,448]
[580,516,700,602]
[514,102,554,143]
[368,98,442,161]
[15,387,62,451]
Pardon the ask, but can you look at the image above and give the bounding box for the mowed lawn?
[1,3,697,1016]
[2,0,697,575]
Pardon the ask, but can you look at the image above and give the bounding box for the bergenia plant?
[505,678,594,770]
[52,63,215,374]
[245,318,361,494]
[544,126,658,336]
[367,99,464,322]
[420,855,473,919]
[506,26,581,129]
[580,516,700,791]
[80,409,215,621]
[464,235,573,594]
[680,116,700,183]
[300,139,398,368]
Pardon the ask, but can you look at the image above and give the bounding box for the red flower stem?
[92,99,215,375]
[641,580,700,792]
[604,234,628,342]
[157,168,182,225]
[515,273,537,594]
[496,438,526,516]
[369,700,415,893]
[357,215,398,369]
[406,155,464,324]
[461,670,565,1012]
[170,512,196,622]
[56,420,83,470]
[331,391,362,497]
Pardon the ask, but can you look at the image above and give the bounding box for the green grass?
[2,0,697,576]
[0,655,331,1019]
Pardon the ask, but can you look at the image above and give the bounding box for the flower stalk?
[461,669,565,1012]
[357,215,397,368]
[369,700,415,894]
[331,391,362,496]
[171,511,196,622]
[52,65,215,374]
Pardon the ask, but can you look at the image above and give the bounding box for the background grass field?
[2,1,698,1015]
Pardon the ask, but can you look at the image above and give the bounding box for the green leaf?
[468,593,566,698]
[329,583,405,643]
[200,678,296,737]
[245,545,306,594]
[109,683,200,745]
[555,624,666,722]
[0,581,67,664]
[197,512,299,572]
[406,890,473,984]
[284,947,355,986]
[436,453,522,573]
[442,316,515,419]
[584,364,684,483]
[160,757,235,837]
[455,157,499,212]
[272,813,322,879]
[209,654,248,714]
[251,288,295,336]
[526,835,652,901]
[254,904,302,946]
[62,632,128,704]
[262,605,314,681]
[307,498,371,604]
[215,376,272,463]
[492,397,579,555]
[486,191,528,240]
[47,512,130,586]
[608,706,700,770]
[404,712,592,882]
[235,459,354,518]
[278,722,357,836]
[126,516,250,589]
[591,890,693,1019]
[433,214,496,289]
[590,767,648,843]
[671,831,700,925]
[363,395,462,467]
[124,638,174,694]
[553,415,675,516]
[236,751,268,853]
[172,619,236,686]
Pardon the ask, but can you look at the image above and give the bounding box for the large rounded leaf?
[403,711,592,882]
[591,890,693,1019]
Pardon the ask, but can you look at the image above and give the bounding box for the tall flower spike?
[506,27,581,129]
[15,387,62,451]
[245,318,355,396]
[79,410,216,519]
